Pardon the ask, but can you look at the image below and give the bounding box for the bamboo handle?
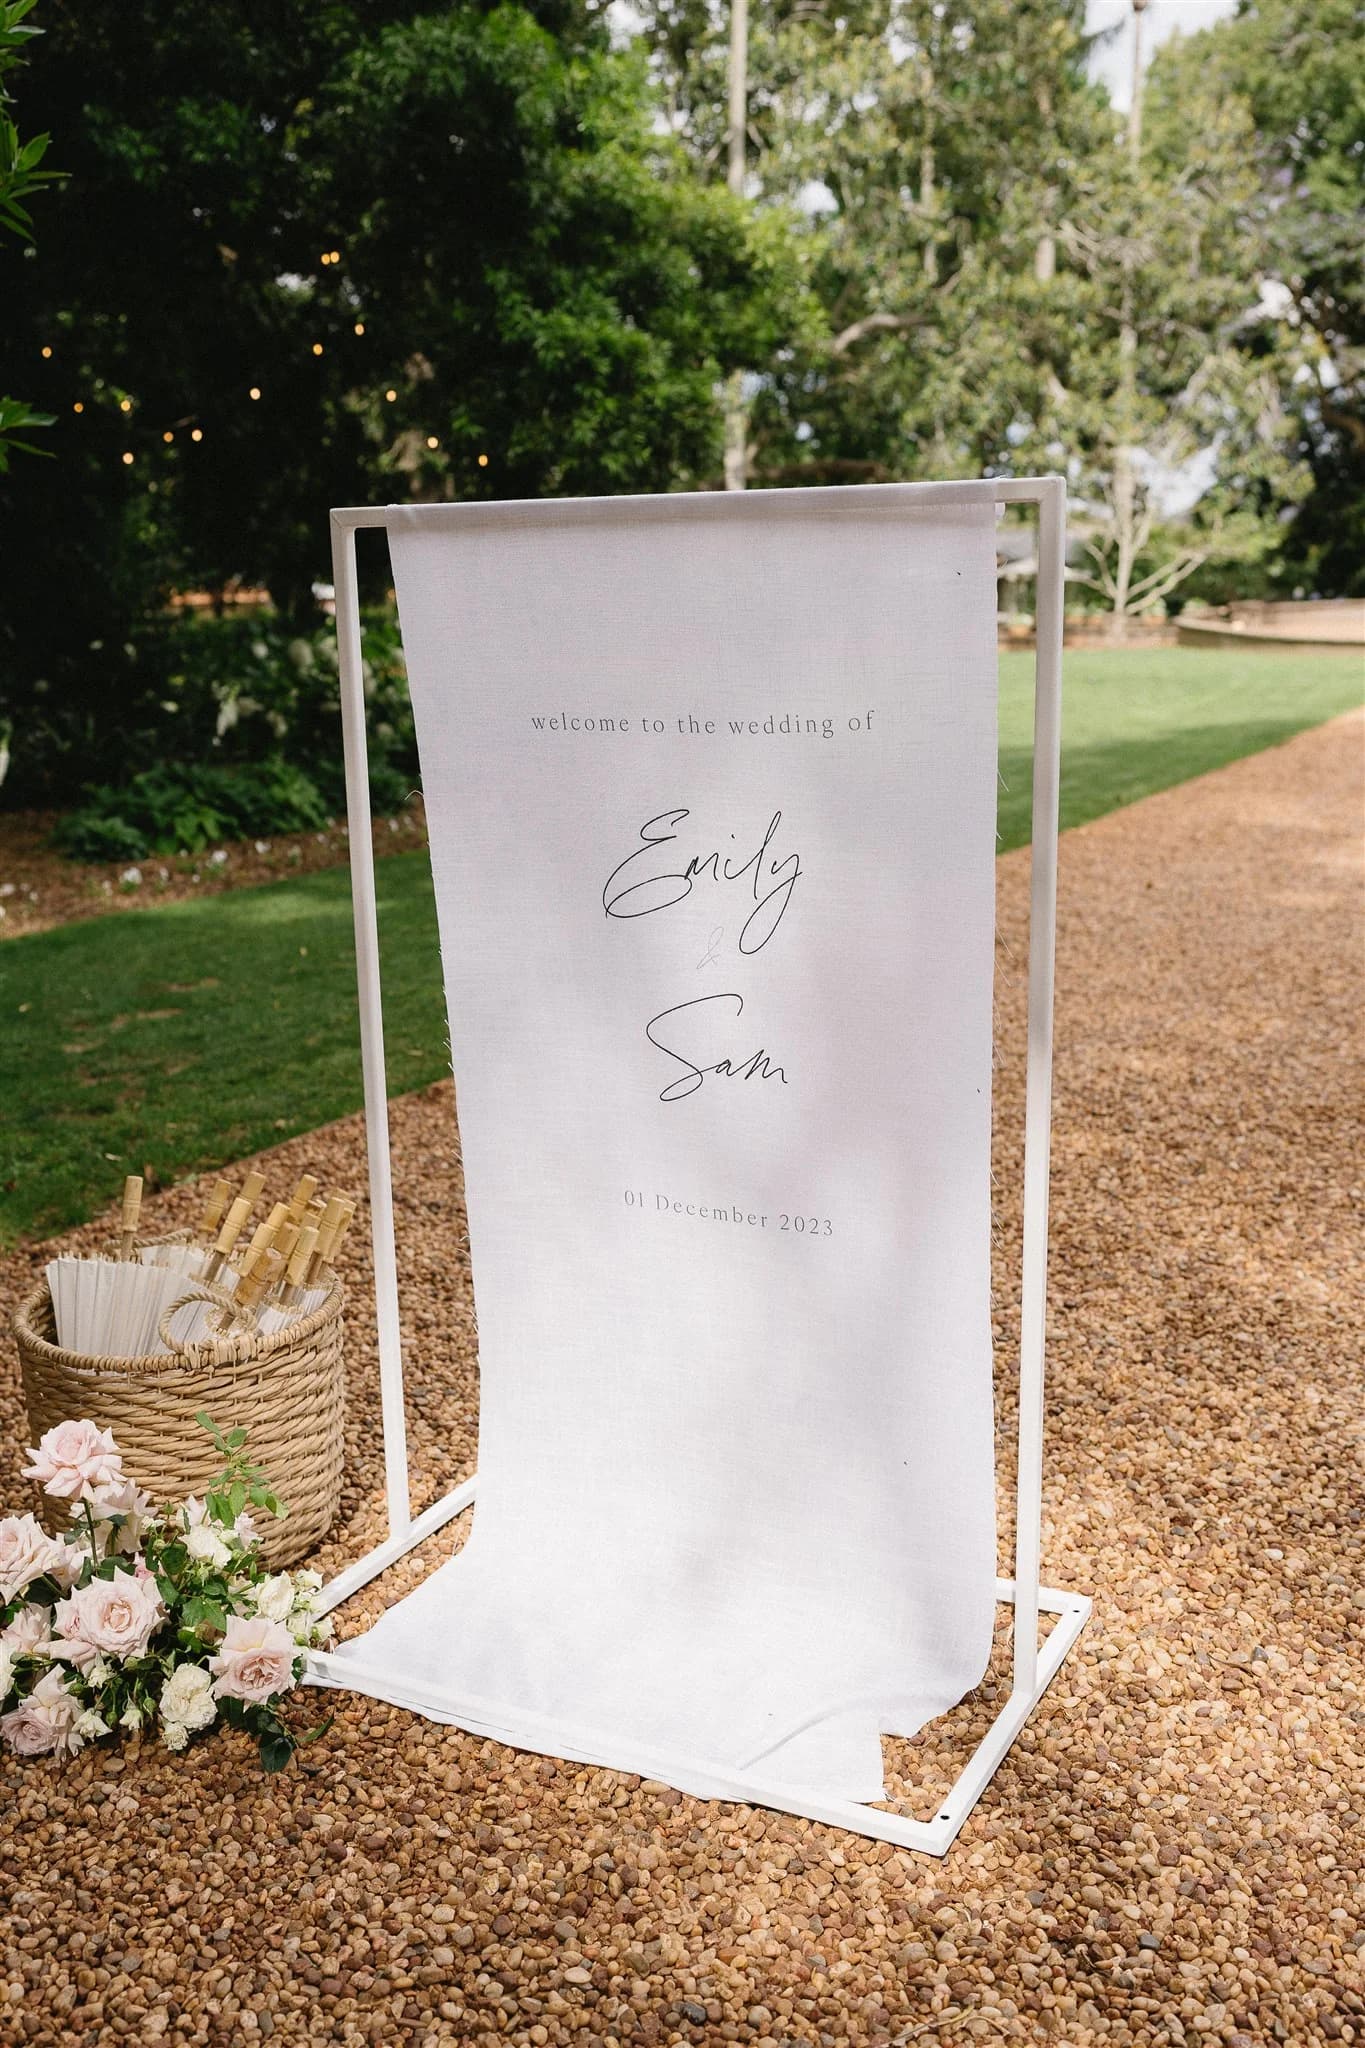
[306,1195,347,1285]
[196,1175,232,1244]
[286,1174,320,1223]
[328,1201,356,1263]
[235,1246,284,1316]
[201,1193,251,1284]
[287,1226,318,1291]
[119,1176,143,1260]
[241,1202,290,1278]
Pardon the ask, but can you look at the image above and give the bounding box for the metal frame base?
[300,1474,1088,1857]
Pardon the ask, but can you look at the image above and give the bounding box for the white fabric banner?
[331,486,1001,1802]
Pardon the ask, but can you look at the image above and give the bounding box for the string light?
[384,388,397,402]
[478,453,489,468]
[320,252,332,266]
[41,345,52,359]
[426,435,439,449]
[61,320,376,446]
[330,249,340,263]
[121,451,134,465]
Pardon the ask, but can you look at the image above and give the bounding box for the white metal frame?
[302,477,1090,1858]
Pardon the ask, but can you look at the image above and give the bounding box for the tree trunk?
[1109,0,1149,642]
[723,0,749,491]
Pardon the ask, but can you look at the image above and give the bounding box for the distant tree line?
[0,0,1358,805]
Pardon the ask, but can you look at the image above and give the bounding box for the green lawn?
[2,648,1359,1245]
[996,645,1361,848]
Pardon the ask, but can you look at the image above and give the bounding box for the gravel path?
[2,710,1361,2047]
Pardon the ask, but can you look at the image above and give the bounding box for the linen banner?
[330,487,1001,1802]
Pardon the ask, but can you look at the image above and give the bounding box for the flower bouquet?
[0,1413,334,1768]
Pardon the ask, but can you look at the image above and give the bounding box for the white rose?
[253,1573,296,1623]
[0,1646,14,1702]
[1,1604,52,1655]
[160,1663,217,1733]
[161,1717,190,1751]
[81,1474,154,1556]
[48,1541,85,1591]
[0,1512,70,1602]
[184,1523,233,1571]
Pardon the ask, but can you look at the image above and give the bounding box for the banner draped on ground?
[327,487,1001,1801]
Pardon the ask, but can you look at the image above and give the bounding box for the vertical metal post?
[1012,477,1064,1696]
[331,514,412,1538]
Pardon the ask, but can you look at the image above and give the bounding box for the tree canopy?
[0,0,1359,804]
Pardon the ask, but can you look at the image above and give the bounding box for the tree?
[0,0,61,473]
[0,0,807,803]
[1169,0,1365,596]
[634,0,1110,488]
[1015,12,1311,632]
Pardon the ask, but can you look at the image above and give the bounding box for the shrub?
[4,604,418,814]
[56,759,334,861]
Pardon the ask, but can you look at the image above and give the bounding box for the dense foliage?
[0,0,1358,808]
[0,0,62,472]
[0,0,808,804]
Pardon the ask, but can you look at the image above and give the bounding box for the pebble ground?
[1,711,1361,2047]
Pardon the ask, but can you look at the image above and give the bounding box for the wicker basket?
[13,1247,346,1567]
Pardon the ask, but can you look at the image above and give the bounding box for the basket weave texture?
[12,1247,346,1567]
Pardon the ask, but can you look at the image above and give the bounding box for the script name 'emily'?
[602,807,801,955]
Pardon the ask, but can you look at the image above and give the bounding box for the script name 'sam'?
[602,806,800,1102]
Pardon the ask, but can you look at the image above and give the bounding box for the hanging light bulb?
[478,453,489,468]
[41,345,53,359]
[163,430,174,443]
[73,402,84,414]
[354,322,365,337]
[426,435,439,449]
[191,428,204,442]
[119,398,132,413]
[121,451,134,465]
[312,343,324,356]
[384,388,397,402]
[249,386,261,400]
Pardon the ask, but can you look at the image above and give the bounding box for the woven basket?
[13,1246,346,1567]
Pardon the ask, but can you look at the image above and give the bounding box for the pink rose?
[0,1513,70,1603]
[50,1573,164,1669]
[78,1474,154,1556]
[207,1614,299,1704]
[0,1667,82,1757]
[23,1419,123,1502]
[1,1605,53,1656]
